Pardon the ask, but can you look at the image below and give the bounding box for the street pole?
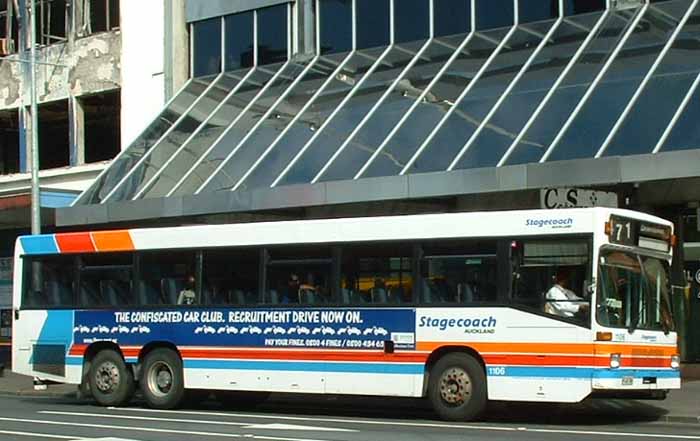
[29,0,40,235]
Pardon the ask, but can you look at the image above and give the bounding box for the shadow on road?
[19,392,670,426]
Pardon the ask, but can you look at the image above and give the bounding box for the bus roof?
[16,207,671,256]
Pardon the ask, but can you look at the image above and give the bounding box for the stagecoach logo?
[525,217,574,229]
[418,316,497,334]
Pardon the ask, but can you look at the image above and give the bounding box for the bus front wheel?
[428,353,486,421]
[141,348,185,409]
[88,349,135,407]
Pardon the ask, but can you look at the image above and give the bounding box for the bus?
[12,208,680,421]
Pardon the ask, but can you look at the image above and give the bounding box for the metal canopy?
[73,0,700,209]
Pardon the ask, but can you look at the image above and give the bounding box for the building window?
[475,0,514,30]
[257,4,289,65]
[33,0,67,46]
[520,1,559,23]
[318,0,352,55]
[0,109,20,175]
[38,99,70,170]
[84,0,119,35]
[356,0,389,49]
[433,0,471,38]
[395,0,429,43]
[224,11,254,71]
[83,90,121,164]
[564,0,606,16]
[192,3,291,78]
[192,17,222,78]
[0,0,19,55]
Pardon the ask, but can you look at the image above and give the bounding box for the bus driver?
[544,269,589,319]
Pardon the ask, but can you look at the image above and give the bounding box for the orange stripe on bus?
[91,230,135,252]
[55,232,95,253]
[417,341,676,357]
[416,342,595,354]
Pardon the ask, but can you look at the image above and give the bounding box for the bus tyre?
[141,348,185,409]
[88,350,135,407]
[428,353,486,421]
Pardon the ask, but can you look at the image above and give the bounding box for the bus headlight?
[610,353,621,369]
[671,355,680,370]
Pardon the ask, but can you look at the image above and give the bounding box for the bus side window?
[509,240,590,321]
[23,256,76,308]
[341,244,413,305]
[78,253,135,308]
[139,251,197,306]
[203,248,259,306]
[420,240,498,305]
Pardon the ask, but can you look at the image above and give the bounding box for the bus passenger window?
[510,240,590,323]
[23,256,76,308]
[341,244,412,305]
[78,253,134,308]
[203,248,259,306]
[265,246,332,305]
[420,240,497,304]
[139,251,197,306]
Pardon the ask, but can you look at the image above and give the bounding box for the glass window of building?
[520,1,559,23]
[192,17,222,77]
[257,4,289,65]
[434,0,471,37]
[225,11,254,71]
[475,0,514,30]
[356,0,390,49]
[564,0,606,16]
[319,0,353,54]
[395,0,430,43]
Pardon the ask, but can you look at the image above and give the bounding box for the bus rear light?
[670,234,677,247]
[596,332,613,341]
[604,221,612,237]
[671,355,680,370]
[610,353,621,369]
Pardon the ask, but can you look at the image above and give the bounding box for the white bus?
[12,208,679,421]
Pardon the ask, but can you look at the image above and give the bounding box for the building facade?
[0,0,188,364]
[45,0,700,361]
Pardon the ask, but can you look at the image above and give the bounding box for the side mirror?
[585,279,596,296]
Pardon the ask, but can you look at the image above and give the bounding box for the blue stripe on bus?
[20,235,59,254]
[183,359,424,374]
[492,366,679,379]
[66,356,82,366]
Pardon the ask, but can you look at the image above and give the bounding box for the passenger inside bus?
[544,269,589,318]
[177,275,196,305]
[282,273,300,304]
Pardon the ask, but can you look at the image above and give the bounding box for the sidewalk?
[0,367,698,424]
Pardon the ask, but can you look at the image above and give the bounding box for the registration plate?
[621,376,634,386]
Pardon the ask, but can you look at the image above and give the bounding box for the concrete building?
[5,0,700,361]
[0,0,187,363]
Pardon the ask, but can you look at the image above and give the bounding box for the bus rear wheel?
[88,349,135,407]
[141,348,185,409]
[428,353,486,421]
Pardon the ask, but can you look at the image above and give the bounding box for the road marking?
[109,407,516,431]
[242,424,353,432]
[41,411,355,433]
[0,429,79,439]
[40,411,248,427]
[108,407,700,440]
[0,416,333,441]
